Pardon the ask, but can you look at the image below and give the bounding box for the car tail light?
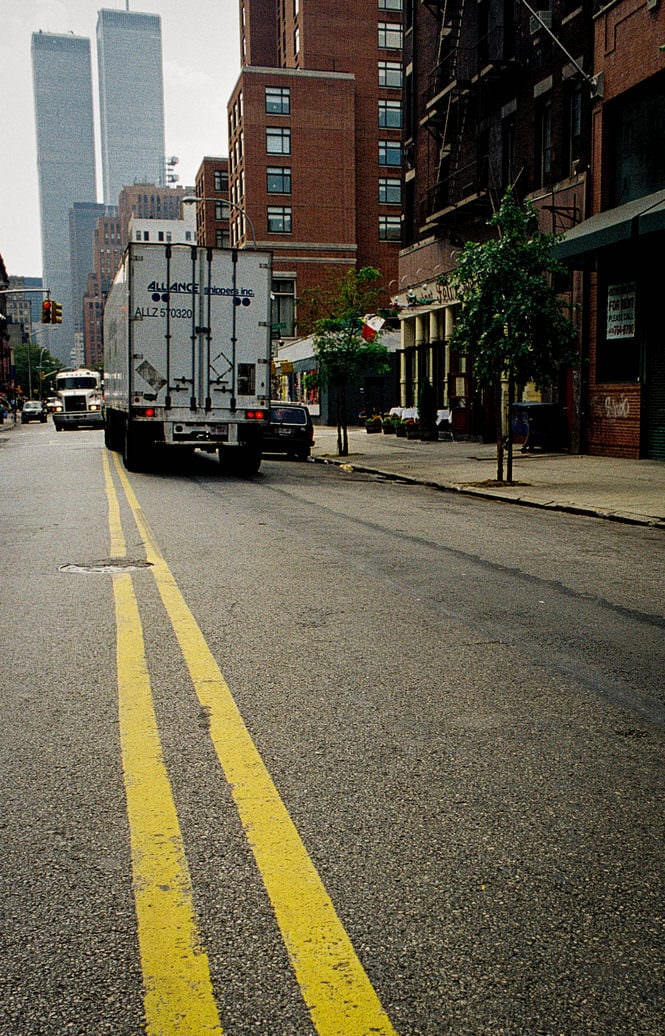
[246,410,267,420]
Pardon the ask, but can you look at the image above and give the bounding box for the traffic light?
[41,299,52,323]
[51,300,62,324]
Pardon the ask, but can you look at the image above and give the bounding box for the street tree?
[14,341,61,400]
[311,267,391,457]
[450,187,577,483]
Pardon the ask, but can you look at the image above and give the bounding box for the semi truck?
[52,368,104,431]
[103,242,272,473]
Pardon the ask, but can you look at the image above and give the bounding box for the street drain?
[59,559,153,575]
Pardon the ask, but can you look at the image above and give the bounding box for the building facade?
[558,0,665,459]
[97,9,166,207]
[31,32,97,363]
[229,0,403,341]
[194,159,231,249]
[398,0,594,443]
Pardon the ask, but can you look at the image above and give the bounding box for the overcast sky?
[0,0,241,278]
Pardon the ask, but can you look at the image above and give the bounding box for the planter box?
[366,423,382,433]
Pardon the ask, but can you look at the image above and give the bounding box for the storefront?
[557,188,665,459]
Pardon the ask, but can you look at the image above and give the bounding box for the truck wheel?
[122,422,142,472]
[219,445,262,477]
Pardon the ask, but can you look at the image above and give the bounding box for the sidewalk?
[311,426,665,530]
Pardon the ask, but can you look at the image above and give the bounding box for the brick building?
[558,0,665,459]
[398,0,595,443]
[194,158,231,249]
[225,0,403,340]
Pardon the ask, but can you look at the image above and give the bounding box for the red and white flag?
[361,313,385,342]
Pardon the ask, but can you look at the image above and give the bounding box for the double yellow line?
[103,450,398,1036]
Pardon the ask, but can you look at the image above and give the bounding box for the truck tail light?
[134,407,156,418]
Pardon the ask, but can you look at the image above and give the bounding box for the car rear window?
[271,407,307,425]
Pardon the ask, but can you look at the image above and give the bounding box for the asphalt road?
[1,421,663,1036]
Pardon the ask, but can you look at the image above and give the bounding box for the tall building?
[31,32,97,362]
[69,203,109,342]
[97,9,166,206]
[228,0,403,339]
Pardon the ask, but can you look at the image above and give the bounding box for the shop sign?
[607,283,636,340]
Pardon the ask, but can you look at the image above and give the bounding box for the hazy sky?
[0,0,241,278]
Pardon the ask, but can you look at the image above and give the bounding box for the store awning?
[555,188,665,262]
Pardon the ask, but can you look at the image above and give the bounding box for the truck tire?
[219,444,262,477]
[122,421,143,472]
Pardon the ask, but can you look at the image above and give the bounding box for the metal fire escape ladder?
[436,0,468,197]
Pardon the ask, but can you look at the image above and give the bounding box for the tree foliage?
[449,188,578,480]
[299,265,385,335]
[13,341,61,399]
[312,268,390,456]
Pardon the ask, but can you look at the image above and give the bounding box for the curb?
[311,455,665,531]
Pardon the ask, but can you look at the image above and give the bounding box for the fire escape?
[420,0,517,232]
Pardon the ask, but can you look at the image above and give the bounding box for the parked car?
[21,400,47,424]
[264,402,314,460]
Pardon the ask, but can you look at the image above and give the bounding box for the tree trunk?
[506,371,514,485]
[336,387,348,456]
[495,378,504,483]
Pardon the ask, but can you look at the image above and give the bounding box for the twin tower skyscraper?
[31,9,165,358]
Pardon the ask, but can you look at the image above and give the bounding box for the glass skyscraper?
[97,9,166,206]
[31,32,97,362]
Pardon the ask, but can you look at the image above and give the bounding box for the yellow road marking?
[112,453,398,1036]
[104,453,223,1035]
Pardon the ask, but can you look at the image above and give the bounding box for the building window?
[379,215,401,241]
[267,166,292,193]
[294,27,300,57]
[214,201,226,220]
[265,86,291,115]
[379,178,401,204]
[379,61,403,88]
[501,113,516,190]
[267,206,292,233]
[567,83,583,174]
[538,99,552,185]
[379,139,401,166]
[272,278,296,338]
[379,0,403,9]
[266,127,291,154]
[379,99,402,128]
[213,170,229,192]
[378,22,403,50]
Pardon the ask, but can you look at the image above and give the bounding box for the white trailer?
[103,242,272,473]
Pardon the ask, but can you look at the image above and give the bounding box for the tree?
[311,267,391,456]
[450,188,578,482]
[13,340,61,400]
[298,265,385,336]
[314,318,390,457]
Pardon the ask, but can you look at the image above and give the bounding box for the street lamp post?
[181,195,258,250]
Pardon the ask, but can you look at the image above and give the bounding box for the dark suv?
[263,402,314,460]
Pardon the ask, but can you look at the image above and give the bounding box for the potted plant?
[365,413,382,433]
[382,413,396,434]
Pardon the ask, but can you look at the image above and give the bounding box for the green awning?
[555,188,665,262]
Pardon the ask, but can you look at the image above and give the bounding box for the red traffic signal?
[41,299,52,323]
